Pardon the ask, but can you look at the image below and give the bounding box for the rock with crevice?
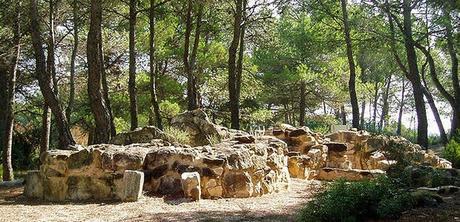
[171,109,228,146]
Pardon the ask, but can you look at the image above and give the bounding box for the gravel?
[0,179,323,222]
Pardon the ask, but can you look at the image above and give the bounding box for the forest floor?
[1,178,460,222]
[0,179,323,222]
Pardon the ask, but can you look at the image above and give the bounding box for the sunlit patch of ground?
[0,179,323,222]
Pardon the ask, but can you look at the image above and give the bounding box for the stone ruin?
[24,110,452,202]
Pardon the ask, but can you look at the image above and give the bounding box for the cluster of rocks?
[25,136,289,201]
[272,124,452,181]
[25,110,453,202]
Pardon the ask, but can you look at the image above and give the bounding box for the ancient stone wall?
[26,137,289,201]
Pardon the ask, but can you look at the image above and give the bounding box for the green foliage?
[248,109,274,126]
[304,115,340,134]
[298,178,414,221]
[163,127,190,145]
[443,139,460,168]
[159,100,181,120]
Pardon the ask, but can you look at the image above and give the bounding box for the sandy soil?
[0,179,323,222]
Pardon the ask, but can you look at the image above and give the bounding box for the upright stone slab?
[181,172,201,201]
[122,170,144,202]
[24,170,43,199]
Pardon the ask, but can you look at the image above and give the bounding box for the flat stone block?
[181,172,201,201]
[122,170,144,202]
[24,170,43,199]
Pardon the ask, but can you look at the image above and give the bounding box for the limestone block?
[122,170,144,202]
[234,135,255,144]
[181,172,201,201]
[24,170,43,199]
[288,156,310,179]
[223,171,253,198]
[42,176,68,202]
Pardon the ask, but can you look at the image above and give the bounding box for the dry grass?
[0,179,323,222]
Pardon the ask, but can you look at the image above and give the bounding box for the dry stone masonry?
[25,110,452,202]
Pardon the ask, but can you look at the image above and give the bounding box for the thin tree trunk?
[372,82,379,129]
[379,75,392,132]
[66,0,78,121]
[397,80,406,136]
[87,0,112,144]
[228,0,243,130]
[149,0,163,129]
[30,0,75,148]
[101,60,116,137]
[299,81,306,126]
[401,0,428,147]
[360,100,365,128]
[40,106,51,156]
[421,61,448,144]
[341,105,346,125]
[48,0,59,95]
[1,3,20,181]
[340,0,359,129]
[190,5,203,108]
[444,6,460,137]
[235,0,247,107]
[128,0,139,130]
[184,0,196,110]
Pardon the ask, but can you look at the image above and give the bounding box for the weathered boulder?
[171,109,227,146]
[110,126,167,145]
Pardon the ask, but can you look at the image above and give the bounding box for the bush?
[298,178,414,222]
[443,139,460,168]
[164,127,191,145]
[304,115,340,134]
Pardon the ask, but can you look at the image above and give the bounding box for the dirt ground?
[0,179,323,222]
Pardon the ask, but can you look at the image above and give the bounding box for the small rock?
[181,172,201,201]
[122,170,144,202]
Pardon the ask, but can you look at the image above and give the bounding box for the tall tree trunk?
[444,6,460,137]
[1,3,20,181]
[87,0,112,144]
[101,60,116,137]
[184,0,197,110]
[379,75,392,132]
[40,106,51,156]
[401,0,428,147]
[360,100,365,128]
[421,61,448,144]
[149,0,163,129]
[30,0,75,149]
[414,43,457,139]
[397,79,406,136]
[228,0,243,129]
[299,81,306,126]
[48,0,59,95]
[128,0,138,130]
[190,5,203,108]
[66,0,78,121]
[372,82,379,129]
[340,105,347,125]
[235,0,247,107]
[340,0,359,129]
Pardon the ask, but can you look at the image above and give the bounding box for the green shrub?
[304,115,339,134]
[442,139,460,168]
[164,127,191,145]
[298,178,413,222]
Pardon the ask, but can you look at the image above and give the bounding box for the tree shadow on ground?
[123,210,297,222]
